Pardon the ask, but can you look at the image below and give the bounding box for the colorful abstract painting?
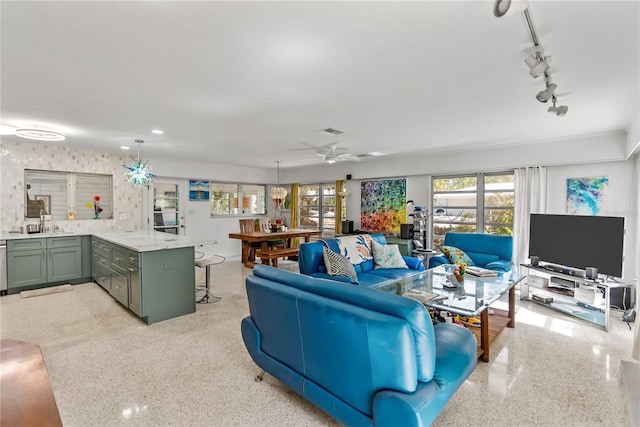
[360,179,406,232]
[567,176,608,215]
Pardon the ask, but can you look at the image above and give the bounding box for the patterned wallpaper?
[0,139,143,234]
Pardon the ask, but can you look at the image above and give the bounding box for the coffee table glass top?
[374,265,525,317]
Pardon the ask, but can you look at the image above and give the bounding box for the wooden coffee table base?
[466,308,513,362]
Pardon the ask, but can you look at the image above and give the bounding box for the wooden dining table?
[228,228,321,268]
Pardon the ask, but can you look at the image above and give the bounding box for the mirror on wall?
[25,169,113,220]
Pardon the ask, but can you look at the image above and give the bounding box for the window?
[432,172,514,247]
[299,183,336,237]
[210,183,266,216]
[25,169,112,220]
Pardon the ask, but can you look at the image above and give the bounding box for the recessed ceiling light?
[15,127,65,141]
[152,129,164,134]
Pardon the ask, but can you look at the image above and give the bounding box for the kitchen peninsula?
[3,231,208,324]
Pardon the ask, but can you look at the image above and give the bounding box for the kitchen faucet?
[40,209,46,233]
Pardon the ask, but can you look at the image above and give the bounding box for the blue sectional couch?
[241,264,477,427]
[429,232,514,275]
[298,233,425,287]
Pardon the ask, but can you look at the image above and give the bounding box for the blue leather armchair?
[298,233,425,287]
[429,232,514,275]
[242,264,477,427]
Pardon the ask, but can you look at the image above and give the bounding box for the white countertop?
[1,231,212,252]
[94,231,211,252]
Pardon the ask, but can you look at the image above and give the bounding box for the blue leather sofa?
[298,233,425,287]
[241,264,477,427]
[429,232,514,275]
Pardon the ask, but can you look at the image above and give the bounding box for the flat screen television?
[528,214,625,278]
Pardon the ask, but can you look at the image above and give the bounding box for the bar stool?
[195,255,225,304]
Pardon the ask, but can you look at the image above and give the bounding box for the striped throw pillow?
[322,247,358,280]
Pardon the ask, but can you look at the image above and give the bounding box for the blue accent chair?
[429,232,514,275]
[241,264,477,427]
[298,233,425,287]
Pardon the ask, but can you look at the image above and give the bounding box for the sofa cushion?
[465,252,500,267]
[337,234,373,265]
[323,247,358,280]
[371,240,408,269]
[439,245,475,267]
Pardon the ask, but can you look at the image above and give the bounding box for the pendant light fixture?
[270,161,288,211]
[123,139,156,187]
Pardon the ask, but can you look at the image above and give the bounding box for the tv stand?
[520,264,633,332]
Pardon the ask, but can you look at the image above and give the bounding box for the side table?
[412,249,440,268]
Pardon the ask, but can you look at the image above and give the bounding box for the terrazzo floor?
[0,259,634,426]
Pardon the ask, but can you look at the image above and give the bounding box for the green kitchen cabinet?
[91,236,194,324]
[7,248,47,288]
[7,236,88,293]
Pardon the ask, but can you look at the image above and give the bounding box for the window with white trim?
[432,172,514,247]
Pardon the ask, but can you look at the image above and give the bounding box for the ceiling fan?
[316,144,361,164]
[295,142,363,164]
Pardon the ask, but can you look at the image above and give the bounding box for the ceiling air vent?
[320,128,344,136]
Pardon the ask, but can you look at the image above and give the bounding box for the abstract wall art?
[566,176,608,215]
[360,179,406,232]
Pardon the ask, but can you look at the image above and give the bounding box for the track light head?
[524,54,549,78]
[493,0,529,17]
[548,104,568,117]
[536,83,557,103]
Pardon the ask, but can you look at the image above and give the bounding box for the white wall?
[546,159,636,282]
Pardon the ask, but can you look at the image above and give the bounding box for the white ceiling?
[1,1,639,170]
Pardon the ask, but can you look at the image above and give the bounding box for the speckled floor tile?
[0,260,634,426]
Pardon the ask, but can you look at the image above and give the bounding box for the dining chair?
[258,218,285,250]
[239,219,261,261]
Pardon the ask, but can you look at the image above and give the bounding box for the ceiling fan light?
[15,127,65,141]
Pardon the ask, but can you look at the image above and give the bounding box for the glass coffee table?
[374,265,525,362]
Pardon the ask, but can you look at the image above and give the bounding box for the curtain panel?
[513,166,547,269]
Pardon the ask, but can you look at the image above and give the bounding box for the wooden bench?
[0,339,63,427]
[260,247,299,268]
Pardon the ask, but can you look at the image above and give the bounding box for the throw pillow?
[371,240,408,269]
[439,245,474,267]
[323,247,358,280]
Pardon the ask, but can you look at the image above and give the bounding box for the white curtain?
[513,167,547,271]
[631,153,640,361]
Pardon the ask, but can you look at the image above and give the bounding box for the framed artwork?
[189,180,210,201]
[360,179,406,232]
[567,176,608,215]
[35,195,51,214]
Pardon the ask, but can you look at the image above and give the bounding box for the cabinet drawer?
[126,251,139,267]
[526,275,548,288]
[92,238,111,254]
[111,246,129,273]
[110,270,129,307]
[93,264,111,289]
[47,236,81,248]
[7,239,46,251]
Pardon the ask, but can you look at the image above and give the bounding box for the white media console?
[520,264,633,331]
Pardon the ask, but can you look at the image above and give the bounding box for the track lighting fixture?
[493,2,568,116]
[536,83,557,103]
[524,54,549,78]
[548,98,568,117]
[493,0,529,18]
